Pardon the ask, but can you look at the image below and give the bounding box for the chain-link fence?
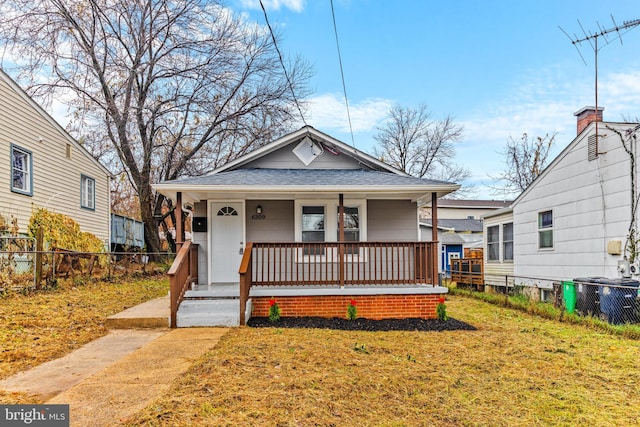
[470,274,640,326]
[0,249,174,291]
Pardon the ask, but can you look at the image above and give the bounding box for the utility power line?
[259,0,308,127]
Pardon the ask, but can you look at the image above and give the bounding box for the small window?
[217,206,238,216]
[538,211,553,249]
[81,175,95,210]
[487,225,499,261]
[66,144,72,159]
[302,206,325,255]
[11,144,32,195]
[503,223,513,261]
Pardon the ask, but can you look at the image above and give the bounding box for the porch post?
[339,193,345,287]
[175,192,184,253]
[431,192,439,284]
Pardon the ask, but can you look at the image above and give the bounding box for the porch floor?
[187,282,447,298]
[186,283,239,298]
[250,283,448,297]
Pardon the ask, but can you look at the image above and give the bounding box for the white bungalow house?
[154,126,459,327]
[0,68,111,244]
[482,107,640,292]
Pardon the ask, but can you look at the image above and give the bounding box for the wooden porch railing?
[167,241,199,328]
[239,241,437,325]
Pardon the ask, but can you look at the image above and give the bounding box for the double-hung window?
[81,175,95,210]
[538,210,553,249]
[337,206,360,254]
[503,223,513,261]
[302,206,325,255]
[487,225,499,261]
[11,144,32,195]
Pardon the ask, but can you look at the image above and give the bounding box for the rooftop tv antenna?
[560,17,640,153]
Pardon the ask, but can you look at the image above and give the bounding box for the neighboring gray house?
[483,107,640,289]
[0,69,111,244]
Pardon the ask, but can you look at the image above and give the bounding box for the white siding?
[483,210,514,287]
[514,122,637,281]
[0,72,110,243]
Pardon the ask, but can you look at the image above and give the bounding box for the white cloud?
[305,92,393,134]
[238,0,305,12]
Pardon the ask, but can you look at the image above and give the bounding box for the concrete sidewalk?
[0,296,229,426]
[47,328,227,426]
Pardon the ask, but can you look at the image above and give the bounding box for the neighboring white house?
[0,68,111,244]
[481,206,514,288]
[483,106,640,288]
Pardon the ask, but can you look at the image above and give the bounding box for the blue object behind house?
[111,213,145,250]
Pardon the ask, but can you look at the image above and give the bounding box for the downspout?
[431,192,439,283]
[107,175,112,252]
[339,193,345,287]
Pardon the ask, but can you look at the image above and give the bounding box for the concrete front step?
[107,296,170,329]
[176,298,240,327]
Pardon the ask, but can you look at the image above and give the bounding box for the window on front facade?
[11,144,32,195]
[538,210,553,249]
[503,222,513,261]
[337,206,360,254]
[487,225,499,261]
[81,175,95,210]
[302,206,325,255]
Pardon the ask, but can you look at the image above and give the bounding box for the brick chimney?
[574,106,604,135]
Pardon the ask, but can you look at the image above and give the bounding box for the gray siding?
[246,200,294,242]
[245,143,362,170]
[0,72,110,243]
[367,200,418,241]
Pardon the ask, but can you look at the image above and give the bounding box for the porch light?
[256,205,262,214]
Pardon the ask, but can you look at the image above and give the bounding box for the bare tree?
[373,104,470,195]
[0,0,312,253]
[492,132,556,195]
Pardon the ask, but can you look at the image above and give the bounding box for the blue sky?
[236,0,640,199]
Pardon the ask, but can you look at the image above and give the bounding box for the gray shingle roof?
[163,168,453,187]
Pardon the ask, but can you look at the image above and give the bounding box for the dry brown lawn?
[127,295,640,427]
[0,274,168,403]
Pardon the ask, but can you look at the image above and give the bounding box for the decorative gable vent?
[293,136,323,166]
[588,134,598,161]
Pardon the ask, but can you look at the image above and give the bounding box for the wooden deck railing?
[167,241,198,328]
[450,258,484,289]
[239,241,437,325]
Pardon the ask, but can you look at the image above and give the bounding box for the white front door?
[210,202,244,283]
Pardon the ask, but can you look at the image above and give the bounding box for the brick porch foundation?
[251,293,445,320]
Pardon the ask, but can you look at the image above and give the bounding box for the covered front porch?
[167,193,446,327]
[156,126,459,327]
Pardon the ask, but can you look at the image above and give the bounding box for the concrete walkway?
[0,297,229,426]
